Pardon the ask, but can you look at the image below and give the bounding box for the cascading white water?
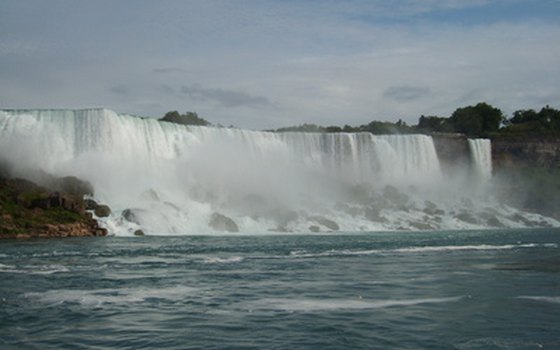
[0,109,556,234]
[468,139,493,180]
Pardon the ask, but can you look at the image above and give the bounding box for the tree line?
[275,102,560,138]
[161,103,560,139]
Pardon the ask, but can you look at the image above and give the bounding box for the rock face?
[492,136,560,168]
[431,133,470,173]
[0,175,106,239]
[492,135,560,219]
[209,213,239,232]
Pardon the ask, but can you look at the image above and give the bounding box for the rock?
[94,205,111,218]
[509,213,538,227]
[209,213,239,232]
[423,200,445,215]
[455,212,478,224]
[56,176,94,196]
[486,216,505,227]
[31,192,84,214]
[84,198,98,210]
[409,221,434,230]
[122,209,142,224]
[310,216,339,231]
[309,225,320,232]
[134,229,145,236]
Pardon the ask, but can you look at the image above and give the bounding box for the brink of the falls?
[0,109,557,235]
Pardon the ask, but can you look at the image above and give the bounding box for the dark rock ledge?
[0,173,107,239]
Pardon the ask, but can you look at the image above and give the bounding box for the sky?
[1,0,559,129]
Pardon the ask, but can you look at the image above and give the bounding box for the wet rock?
[209,213,239,232]
[423,200,445,215]
[134,229,145,236]
[455,212,478,224]
[509,213,538,227]
[310,216,339,231]
[486,216,505,227]
[309,225,320,233]
[122,208,143,225]
[94,204,111,218]
[84,198,98,210]
[409,221,434,230]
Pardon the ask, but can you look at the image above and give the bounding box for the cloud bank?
[0,0,559,129]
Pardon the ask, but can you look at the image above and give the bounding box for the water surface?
[1,229,559,349]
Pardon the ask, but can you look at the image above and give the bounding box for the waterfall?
[468,139,492,180]
[1,109,554,234]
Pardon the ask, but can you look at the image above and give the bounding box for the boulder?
[134,229,145,236]
[84,199,98,210]
[94,205,111,218]
[423,200,445,215]
[122,208,142,225]
[209,213,239,232]
[455,212,478,224]
[56,176,94,196]
[310,216,339,231]
[309,225,320,233]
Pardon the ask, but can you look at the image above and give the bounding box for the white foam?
[283,243,552,259]
[517,296,560,304]
[25,285,198,307]
[245,296,462,312]
[198,256,244,264]
[0,264,69,275]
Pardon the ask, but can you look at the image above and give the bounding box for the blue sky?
[1,0,559,129]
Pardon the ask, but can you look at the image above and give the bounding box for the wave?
[244,296,463,312]
[282,243,557,259]
[517,296,560,304]
[0,263,70,275]
[24,285,199,307]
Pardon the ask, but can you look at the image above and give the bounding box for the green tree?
[449,102,503,137]
[160,111,211,126]
[417,115,453,133]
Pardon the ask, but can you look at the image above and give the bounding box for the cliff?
[491,135,560,219]
[0,173,107,239]
[431,133,470,173]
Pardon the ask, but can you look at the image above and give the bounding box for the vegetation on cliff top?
[160,103,559,139]
[272,103,559,139]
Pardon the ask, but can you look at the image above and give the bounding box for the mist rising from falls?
[0,109,557,234]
